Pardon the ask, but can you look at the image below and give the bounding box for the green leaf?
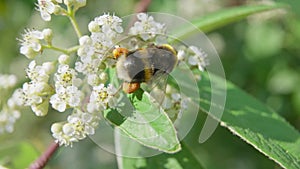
[173,3,287,38]
[0,141,39,169]
[104,90,181,153]
[115,129,204,169]
[274,0,300,16]
[196,72,300,169]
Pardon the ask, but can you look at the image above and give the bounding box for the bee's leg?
[113,47,129,59]
[122,82,140,94]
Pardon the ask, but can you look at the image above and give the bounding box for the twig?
[29,141,59,169]
[135,0,152,13]
[126,0,152,33]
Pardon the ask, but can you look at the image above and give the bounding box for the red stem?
[29,141,59,169]
[135,0,152,13]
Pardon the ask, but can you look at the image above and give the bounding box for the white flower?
[36,0,56,21]
[19,29,44,59]
[187,46,209,71]
[0,108,21,134]
[7,89,25,108]
[42,28,53,43]
[75,55,102,75]
[177,49,185,61]
[31,98,49,116]
[93,14,123,33]
[55,64,82,87]
[0,74,17,89]
[77,36,95,57]
[26,60,52,82]
[90,32,116,55]
[51,123,75,146]
[129,13,166,41]
[50,85,83,112]
[87,84,117,113]
[22,82,46,106]
[17,82,53,116]
[51,109,100,146]
[87,74,100,86]
[58,54,70,64]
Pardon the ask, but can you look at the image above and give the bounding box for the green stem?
[43,45,69,54]
[67,45,80,54]
[67,5,82,38]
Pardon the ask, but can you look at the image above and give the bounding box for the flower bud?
[58,54,70,64]
[88,21,100,33]
[51,123,63,133]
[42,28,53,44]
[42,62,55,74]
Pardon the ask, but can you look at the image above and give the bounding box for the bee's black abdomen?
[117,45,177,83]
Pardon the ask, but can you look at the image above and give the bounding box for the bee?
[113,44,178,94]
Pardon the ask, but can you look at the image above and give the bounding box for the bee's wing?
[141,70,169,106]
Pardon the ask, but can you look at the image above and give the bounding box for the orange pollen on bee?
[113,47,129,59]
[122,82,140,94]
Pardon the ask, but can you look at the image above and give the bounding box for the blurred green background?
[0,0,299,168]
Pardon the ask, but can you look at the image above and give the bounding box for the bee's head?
[112,46,129,59]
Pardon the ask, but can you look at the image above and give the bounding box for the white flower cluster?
[129,13,167,42]
[162,85,189,122]
[18,61,55,116]
[19,28,53,59]
[0,74,21,134]
[12,9,210,147]
[76,14,123,86]
[87,84,118,113]
[177,46,209,72]
[36,0,86,21]
[50,64,83,113]
[0,108,21,134]
[0,74,17,89]
[51,109,100,146]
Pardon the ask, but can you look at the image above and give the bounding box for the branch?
[29,141,59,169]
[135,0,152,13]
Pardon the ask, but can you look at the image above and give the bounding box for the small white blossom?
[51,109,100,146]
[31,98,49,116]
[187,46,209,71]
[26,61,51,82]
[0,74,17,89]
[93,14,123,33]
[22,82,46,106]
[177,49,185,61]
[129,13,166,41]
[88,21,100,33]
[7,89,25,108]
[19,29,44,59]
[36,0,57,21]
[162,86,189,121]
[87,84,117,113]
[42,28,53,43]
[87,74,100,86]
[58,54,70,64]
[50,85,83,112]
[75,55,102,75]
[90,32,115,55]
[55,64,82,87]
[19,82,52,116]
[77,36,95,58]
[86,14,124,56]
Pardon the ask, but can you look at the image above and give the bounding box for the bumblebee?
[113,44,178,93]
